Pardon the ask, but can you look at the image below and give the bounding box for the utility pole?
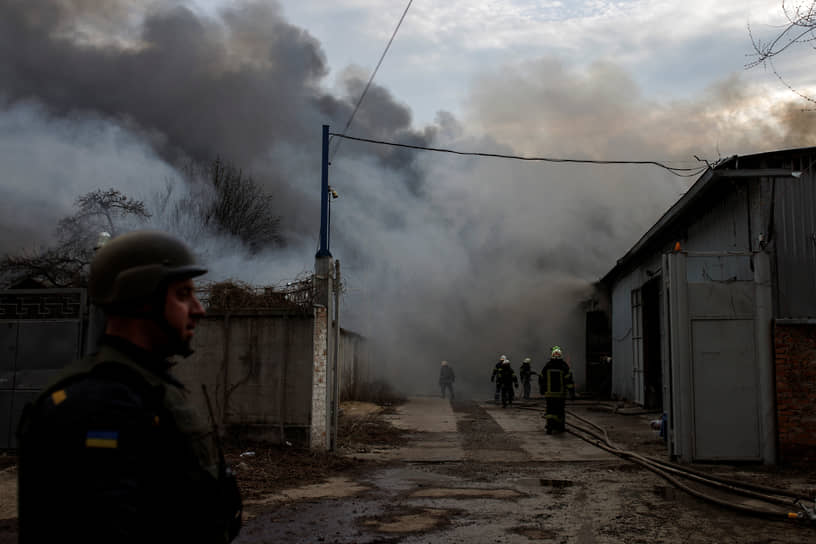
[317,124,332,258]
[311,124,335,450]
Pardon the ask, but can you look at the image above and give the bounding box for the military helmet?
[89,230,207,307]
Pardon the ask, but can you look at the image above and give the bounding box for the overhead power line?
[330,0,414,161]
[330,133,710,177]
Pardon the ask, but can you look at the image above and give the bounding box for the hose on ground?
[566,424,801,520]
[513,403,814,521]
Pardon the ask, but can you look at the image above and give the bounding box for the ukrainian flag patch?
[85,430,119,449]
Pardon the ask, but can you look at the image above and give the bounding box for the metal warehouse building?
[592,146,816,464]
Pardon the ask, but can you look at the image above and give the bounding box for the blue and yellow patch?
[85,430,119,449]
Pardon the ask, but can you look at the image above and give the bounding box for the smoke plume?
[1,1,812,395]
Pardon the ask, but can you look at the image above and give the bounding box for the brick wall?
[775,322,816,463]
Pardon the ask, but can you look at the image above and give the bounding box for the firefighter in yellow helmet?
[539,345,575,434]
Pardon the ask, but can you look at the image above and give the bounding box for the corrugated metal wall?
[610,252,661,402]
[685,184,751,252]
[775,161,816,318]
[611,273,635,401]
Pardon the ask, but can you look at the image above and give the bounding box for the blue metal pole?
[317,124,332,257]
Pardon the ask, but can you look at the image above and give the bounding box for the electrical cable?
[330,0,414,161]
[329,133,709,178]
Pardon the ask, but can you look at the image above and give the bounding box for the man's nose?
[191,295,206,316]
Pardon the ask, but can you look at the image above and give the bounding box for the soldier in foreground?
[17,230,242,543]
[540,345,575,434]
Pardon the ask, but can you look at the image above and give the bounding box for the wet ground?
[235,397,816,543]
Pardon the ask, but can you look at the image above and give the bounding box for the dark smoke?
[1,1,813,396]
[0,0,433,240]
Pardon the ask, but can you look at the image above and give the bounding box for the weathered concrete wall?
[176,311,315,445]
[774,321,816,463]
[339,329,371,401]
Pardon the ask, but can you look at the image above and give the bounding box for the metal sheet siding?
[611,274,635,401]
[685,185,751,252]
[775,167,816,317]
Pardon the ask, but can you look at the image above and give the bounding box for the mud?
[235,398,816,544]
[3,397,815,543]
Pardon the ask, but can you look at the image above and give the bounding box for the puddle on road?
[653,485,679,500]
[360,507,450,533]
[512,526,558,540]
[244,477,370,509]
[540,478,574,488]
[410,487,523,499]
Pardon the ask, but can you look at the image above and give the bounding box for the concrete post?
[311,255,334,450]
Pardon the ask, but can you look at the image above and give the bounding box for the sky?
[272,0,815,126]
[0,0,813,395]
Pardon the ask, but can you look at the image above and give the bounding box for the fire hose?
[514,404,816,522]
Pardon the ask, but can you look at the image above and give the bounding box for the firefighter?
[540,345,575,434]
[497,358,519,408]
[519,357,537,400]
[439,360,455,400]
[490,355,506,404]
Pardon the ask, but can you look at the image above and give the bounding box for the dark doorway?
[585,310,612,398]
[642,277,662,410]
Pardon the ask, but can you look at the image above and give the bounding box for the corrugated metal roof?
[600,147,816,285]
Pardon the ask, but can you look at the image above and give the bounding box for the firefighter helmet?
[523,357,531,363]
[551,346,563,359]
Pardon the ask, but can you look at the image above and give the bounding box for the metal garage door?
[664,253,765,462]
[0,289,86,449]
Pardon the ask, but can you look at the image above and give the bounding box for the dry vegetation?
[225,399,407,502]
[198,278,315,313]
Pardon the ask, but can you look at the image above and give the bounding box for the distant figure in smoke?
[439,360,455,400]
[497,358,519,408]
[540,345,575,434]
[490,355,507,404]
[519,357,537,400]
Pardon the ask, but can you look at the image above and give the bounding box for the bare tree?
[1,189,150,287]
[747,1,816,106]
[174,158,282,253]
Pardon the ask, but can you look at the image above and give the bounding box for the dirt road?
[3,397,815,543]
[236,397,816,543]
